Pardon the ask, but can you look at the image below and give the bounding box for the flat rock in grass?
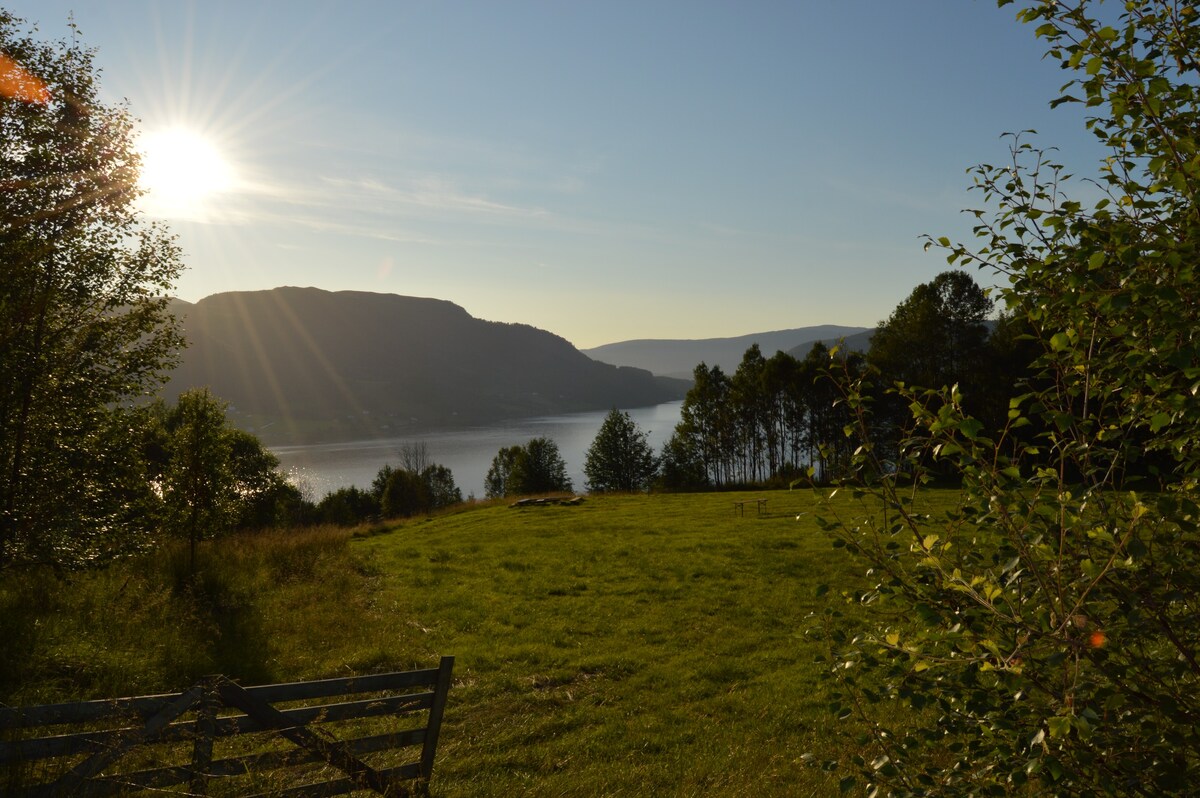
[509,496,584,508]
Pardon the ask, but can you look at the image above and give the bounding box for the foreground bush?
[816,3,1200,795]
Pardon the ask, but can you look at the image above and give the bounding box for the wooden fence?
[0,656,454,797]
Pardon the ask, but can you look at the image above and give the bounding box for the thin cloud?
[319,174,551,219]
[153,168,558,242]
[280,214,445,244]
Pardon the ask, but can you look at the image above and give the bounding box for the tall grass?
[0,525,378,704]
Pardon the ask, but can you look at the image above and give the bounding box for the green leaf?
[1047,716,1072,738]
[958,418,984,439]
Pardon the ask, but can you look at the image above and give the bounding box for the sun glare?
[139,129,234,218]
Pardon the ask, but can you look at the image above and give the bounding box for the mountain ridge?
[164,287,688,445]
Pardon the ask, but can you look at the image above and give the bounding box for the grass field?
[367,491,871,796]
[0,489,961,796]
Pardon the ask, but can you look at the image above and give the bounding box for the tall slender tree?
[731,345,769,483]
[679,363,732,485]
[0,12,184,569]
[161,390,233,572]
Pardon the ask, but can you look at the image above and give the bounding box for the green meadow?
[1,489,961,796]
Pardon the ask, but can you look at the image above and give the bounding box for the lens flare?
[0,51,50,103]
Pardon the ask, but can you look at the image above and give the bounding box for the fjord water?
[272,401,684,500]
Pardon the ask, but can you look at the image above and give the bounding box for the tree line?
[357,282,1034,515]
[659,342,860,490]
[656,269,1041,491]
[313,410,663,528]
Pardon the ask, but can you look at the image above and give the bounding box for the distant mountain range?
[582,325,873,379]
[164,287,689,445]
[788,328,876,360]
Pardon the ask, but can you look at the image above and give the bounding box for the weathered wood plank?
[203,728,426,779]
[190,676,220,796]
[0,694,180,730]
[246,667,442,703]
[420,656,455,782]
[0,667,442,731]
[15,730,429,798]
[0,691,435,764]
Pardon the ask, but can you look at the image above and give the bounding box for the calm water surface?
[272,401,683,500]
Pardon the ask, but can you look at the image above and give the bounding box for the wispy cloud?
[318,174,551,219]
[147,166,564,245]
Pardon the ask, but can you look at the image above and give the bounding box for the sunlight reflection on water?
[271,401,683,500]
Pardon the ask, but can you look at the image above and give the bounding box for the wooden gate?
[0,656,454,797]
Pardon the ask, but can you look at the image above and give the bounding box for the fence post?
[190,675,220,796]
[419,656,455,791]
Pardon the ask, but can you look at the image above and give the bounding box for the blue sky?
[8,1,1107,348]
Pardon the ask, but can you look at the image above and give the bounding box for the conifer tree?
[584,409,658,493]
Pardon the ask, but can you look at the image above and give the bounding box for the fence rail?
[0,656,454,797]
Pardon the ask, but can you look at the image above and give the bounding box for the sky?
[6,1,1109,349]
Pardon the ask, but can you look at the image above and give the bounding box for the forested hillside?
[166,288,688,444]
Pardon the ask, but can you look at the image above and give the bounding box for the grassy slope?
[355,491,876,797]
[1,489,962,796]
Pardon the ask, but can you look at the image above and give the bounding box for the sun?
[138,128,234,218]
